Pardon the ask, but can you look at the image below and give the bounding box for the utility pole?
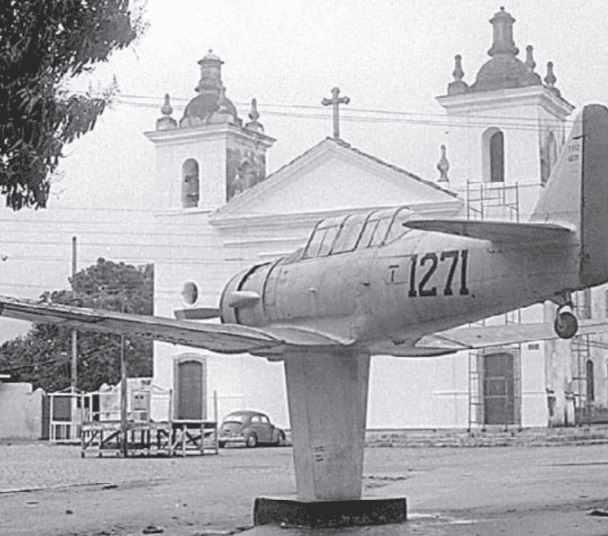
[120,333,128,457]
[70,236,78,442]
[70,236,78,392]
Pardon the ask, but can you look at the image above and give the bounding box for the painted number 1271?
[408,250,469,298]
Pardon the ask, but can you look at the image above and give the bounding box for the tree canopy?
[0,0,144,209]
[0,258,153,392]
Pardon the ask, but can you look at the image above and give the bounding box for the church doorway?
[483,351,519,425]
[174,355,207,420]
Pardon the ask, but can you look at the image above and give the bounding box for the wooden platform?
[81,419,219,457]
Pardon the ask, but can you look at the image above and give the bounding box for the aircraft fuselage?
[220,228,580,348]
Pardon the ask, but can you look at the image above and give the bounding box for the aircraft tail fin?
[531,104,608,287]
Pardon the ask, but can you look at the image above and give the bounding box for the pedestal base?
[253,497,407,528]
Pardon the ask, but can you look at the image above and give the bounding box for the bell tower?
[145,50,275,212]
[436,7,573,218]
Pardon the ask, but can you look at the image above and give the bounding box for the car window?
[251,415,261,423]
[224,414,246,423]
[260,415,270,424]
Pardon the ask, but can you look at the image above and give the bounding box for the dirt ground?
[2,442,608,535]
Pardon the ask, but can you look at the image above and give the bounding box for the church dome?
[446,7,551,96]
[472,54,529,92]
[180,50,240,127]
[217,86,239,122]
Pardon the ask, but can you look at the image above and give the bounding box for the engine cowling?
[219,262,273,326]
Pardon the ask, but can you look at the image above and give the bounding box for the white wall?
[0,383,44,439]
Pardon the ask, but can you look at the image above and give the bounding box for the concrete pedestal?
[253,497,407,528]
[271,351,407,528]
[284,350,370,501]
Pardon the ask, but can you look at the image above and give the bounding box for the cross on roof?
[321,87,350,139]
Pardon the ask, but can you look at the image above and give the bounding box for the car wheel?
[274,431,285,446]
[245,433,258,448]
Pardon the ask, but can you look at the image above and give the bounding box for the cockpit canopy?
[302,206,414,260]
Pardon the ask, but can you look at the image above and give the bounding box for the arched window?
[489,131,504,182]
[547,131,558,174]
[482,127,505,183]
[182,159,200,208]
[586,359,595,402]
[541,131,558,185]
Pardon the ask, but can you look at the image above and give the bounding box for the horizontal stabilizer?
[416,319,608,353]
[404,219,574,244]
[174,307,220,320]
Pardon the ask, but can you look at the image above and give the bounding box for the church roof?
[320,138,458,197]
[211,137,460,220]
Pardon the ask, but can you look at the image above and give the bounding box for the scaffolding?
[80,387,219,457]
[465,181,520,222]
[467,352,483,430]
[570,334,591,423]
[465,180,522,430]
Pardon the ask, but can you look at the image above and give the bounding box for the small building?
[0,377,45,440]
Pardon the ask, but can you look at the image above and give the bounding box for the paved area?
[2,442,608,535]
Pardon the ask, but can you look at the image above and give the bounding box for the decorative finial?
[544,61,561,97]
[525,45,536,72]
[544,61,556,87]
[249,98,260,122]
[156,93,177,131]
[201,49,223,63]
[437,144,450,183]
[453,54,464,81]
[245,98,264,132]
[161,93,173,116]
[523,44,542,86]
[447,55,468,95]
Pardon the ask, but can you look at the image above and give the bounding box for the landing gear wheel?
[554,310,578,339]
[245,433,257,448]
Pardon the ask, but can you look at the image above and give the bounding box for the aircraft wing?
[416,319,608,353]
[0,295,284,354]
[404,219,574,244]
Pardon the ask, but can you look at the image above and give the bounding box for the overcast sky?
[50,0,608,210]
[0,0,606,340]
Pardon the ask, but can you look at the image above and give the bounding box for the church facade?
[148,8,608,429]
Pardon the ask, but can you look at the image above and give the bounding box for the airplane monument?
[0,104,607,526]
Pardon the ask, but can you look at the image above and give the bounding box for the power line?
[110,90,577,128]
[68,88,576,131]
[112,97,572,133]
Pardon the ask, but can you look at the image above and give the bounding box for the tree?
[0,258,153,391]
[0,1,144,209]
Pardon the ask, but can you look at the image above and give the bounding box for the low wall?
[365,425,608,447]
[0,383,44,440]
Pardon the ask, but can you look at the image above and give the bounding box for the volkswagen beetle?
[218,410,285,448]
